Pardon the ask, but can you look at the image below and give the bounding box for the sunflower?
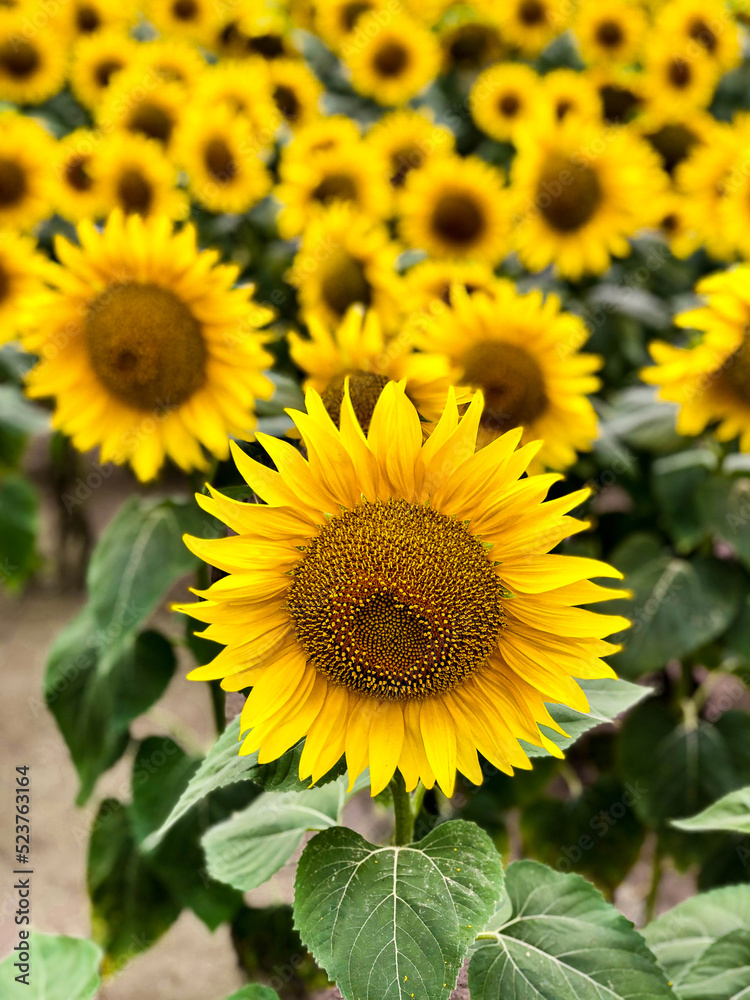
[364,109,453,191]
[69,28,138,110]
[0,11,69,105]
[509,117,666,279]
[67,0,137,36]
[344,11,440,107]
[91,132,188,220]
[51,129,106,222]
[146,0,222,43]
[498,0,565,56]
[190,60,281,151]
[287,202,403,332]
[267,58,323,129]
[469,62,541,143]
[533,68,603,127]
[655,0,741,73]
[675,118,738,261]
[97,65,185,148]
[572,0,647,66]
[641,38,720,117]
[134,37,207,90]
[0,230,49,344]
[212,0,293,59]
[713,129,750,262]
[275,141,392,239]
[178,380,626,796]
[590,66,647,124]
[282,115,362,168]
[399,155,509,264]
[414,283,601,467]
[638,109,714,176]
[314,0,389,52]
[175,105,271,215]
[438,13,504,72]
[642,266,750,451]
[22,210,274,481]
[0,112,54,231]
[402,259,497,314]
[650,190,700,259]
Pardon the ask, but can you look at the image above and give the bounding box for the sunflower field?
[4,0,750,997]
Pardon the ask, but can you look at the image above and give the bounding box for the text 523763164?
[13,765,32,986]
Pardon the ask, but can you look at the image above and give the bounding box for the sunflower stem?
[644,841,663,924]
[391,772,414,846]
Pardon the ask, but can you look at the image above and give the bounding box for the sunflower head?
[0,11,69,105]
[470,62,541,142]
[0,112,54,231]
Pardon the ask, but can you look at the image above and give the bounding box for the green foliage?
[293,820,504,1000]
[673,785,750,835]
[0,472,39,590]
[221,988,280,1000]
[0,933,101,999]
[469,861,676,1000]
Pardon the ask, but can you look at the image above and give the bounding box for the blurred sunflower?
[675,119,738,260]
[69,28,138,110]
[134,37,206,89]
[0,113,53,231]
[267,58,323,129]
[282,115,361,167]
[191,60,281,150]
[365,109,453,191]
[0,230,49,343]
[438,11,504,72]
[650,190,700,259]
[233,0,295,59]
[179,381,626,796]
[147,0,221,43]
[275,141,391,238]
[643,267,750,450]
[403,259,497,314]
[510,118,666,278]
[288,307,461,432]
[287,203,402,332]
[498,0,565,56]
[314,0,388,52]
[572,0,647,66]
[533,68,602,127]
[345,11,440,107]
[638,109,714,176]
[414,283,601,467]
[469,62,541,142]
[399,155,509,263]
[98,66,185,148]
[51,129,105,222]
[67,0,137,36]
[22,211,274,481]
[591,66,646,124]
[92,132,188,220]
[175,106,271,215]
[0,12,69,105]
[642,39,720,116]
[655,0,741,72]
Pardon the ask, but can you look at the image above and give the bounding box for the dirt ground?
[0,436,694,998]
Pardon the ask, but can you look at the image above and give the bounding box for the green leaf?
[230,905,329,991]
[254,741,346,791]
[0,932,101,999]
[673,786,750,835]
[523,677,650,758]
[87,799,182,973]
[0,384,48,469]
[678,930,750,999]
[651,449,718,553]
[469,860,675,1000]
[0,472,39,590]
[618,700,750,827]
[203,782,343,891]
[607,535,744,677]
[45,616,176,803]
[643,884,750,989]
[221,988,280,1000]
[86,495,220,648]
[696,475,750,571]
[294,820,504,1000]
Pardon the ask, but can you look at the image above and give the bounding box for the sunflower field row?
[2,1,750,999]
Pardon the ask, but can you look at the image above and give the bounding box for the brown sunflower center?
[461,340,548,434]
[448,25,497,67]
[288,498,505,700]
[312,172,358,205]
[519,0,546,26]
[661,212,678,234]
[431,192,486,246]
[321,370,387,432]
[537,153,602,232]
[172,0,198,21]
[595,19,624,48]
[128,103,173,143]
[247,34,284,58]
[556,98,573,121]
[668,58,691,89]
[646,123,698,174]
[320,250,372,316]
[65,155,93,192]
[0,261,10,304]
[95,58,123,87]
[373,40,409,77]
[204,138,236,182]
[722,335,750,402]
[273,84,300,122]
[342,2,372,31]
[0,39,40,79]
[689,17,717,54]
[390,146,423,187]
[599,84,640,123]
[85,282,206,411]
[0,158,26,208]
[76,4,100,32]
[117,169,153,214]
[498,92,521,117]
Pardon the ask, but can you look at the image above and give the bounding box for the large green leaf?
[0,932,101,999]
[45,616,176,803]
[469,860,675,1000]
[678,930,750,999]
[643,885,750,989]
[607,534,745,676]
[0,472,39,590]
[673,786,750,835]
[294,820,503,1000]
[203,782,343,891]
[221,987,280,1000]
[697,475,750,571]
[651,449,718,554]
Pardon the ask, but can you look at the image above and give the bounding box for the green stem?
[644,842,663,924]
[412,782,426,824]
[391,772,414,846]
